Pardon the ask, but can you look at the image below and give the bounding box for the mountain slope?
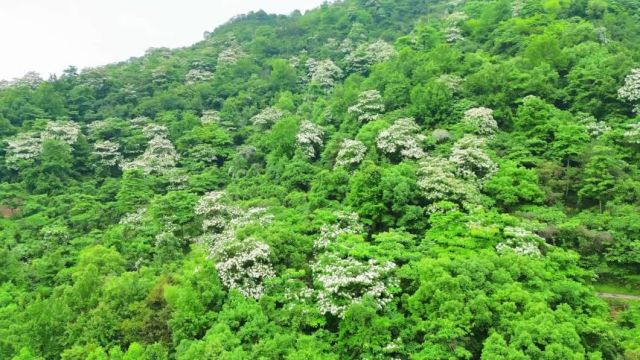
[1,0,640,358]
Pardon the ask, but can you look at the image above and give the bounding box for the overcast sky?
[0,0,326,81]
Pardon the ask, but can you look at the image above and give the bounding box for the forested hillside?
[1,0,640,358]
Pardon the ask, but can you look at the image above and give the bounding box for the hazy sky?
[0,0,326,81]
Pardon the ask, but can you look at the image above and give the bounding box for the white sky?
[0,0,327,81]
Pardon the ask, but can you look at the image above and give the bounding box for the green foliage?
[0,0,639,358]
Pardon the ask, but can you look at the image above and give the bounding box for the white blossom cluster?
[283,281,314,305]
[313,254,397,317]
[338,38,355,53]
[443,12,468,43]
[623,123,640,144]
[8,71,43,88]
[306,59,343,91]
[130,116,151,128]
[151,67,170,87]
[417,156,480,208]
[154,223,179,248]
[142,123,169,139]
[40,225,70,245]
[496,241,541,257]
[383,338,404,357]
[449,135,497,182]
[432,129,451,143]
[42,121,81,145]
[195,194,272,254]
[200,209,272,257]
[496,226,544,257]
[86,120,109,136]
[119,207,147,226]
[215,240,275,299]
[365,40,397,62]
[618,68,640,113]
[92,140,123,167]
[462,107,498,136]
[503,226,545,241]
[296,121,324,159]
[314,212,364,250]
[5,120,83,169]
[445,27,465,43]
[5,132,42,169]
[335,139,367,169]
[185,68,213,84]
[194,191,275,299]
[288,55,302,69]
[251,107,284,129]
[217,42,246,67]
[580,116,611,137]
[347,90,385,122]
[436,74,464,93]
[228,206,273,231]
[376,118,426,160]
[345,40,397,73]
[586,121,611,137]
[511,0,524,17]
[166,170,189,191]
[121,129,179,175]
[595,26,608,44]
[200,110,221,125]
[194,191,241,232]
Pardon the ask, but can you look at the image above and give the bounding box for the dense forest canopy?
[1,0,640,358]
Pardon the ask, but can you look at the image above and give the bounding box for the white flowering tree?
[92,140,123,168]
[215,240,275,299]
[443,11,468,43]
[376,118,426,160]
[618,68,640,113]
[512,0,524,17]
[449,135,497,182]
[200,110,221,125]
[335,139,367,169]
[296,121,324,159]
[347,90,385,122]
[4,132,42,169]
[417,156,481,209]
[495,226,544,257]
[12,71,43,88]
[42,121,81,145]
[313,254,397,317]
[462,107,498,136]
[306,59,343,91]
[432,129,451,143]
[217,43,246,67]
[445,27,464,43]
[345,40,397,73]
[119,207,147,226]
[122,135,179,175]
[130,116,151,128]
[436,74,464,93]
[579,115,611,138]
[185,68,213,84]
[194,191,275,299]
[194,191,241,232]
[251,107,284,129]
[142,123,169,139]
[623,123,640,144]
[314,211,364,250]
